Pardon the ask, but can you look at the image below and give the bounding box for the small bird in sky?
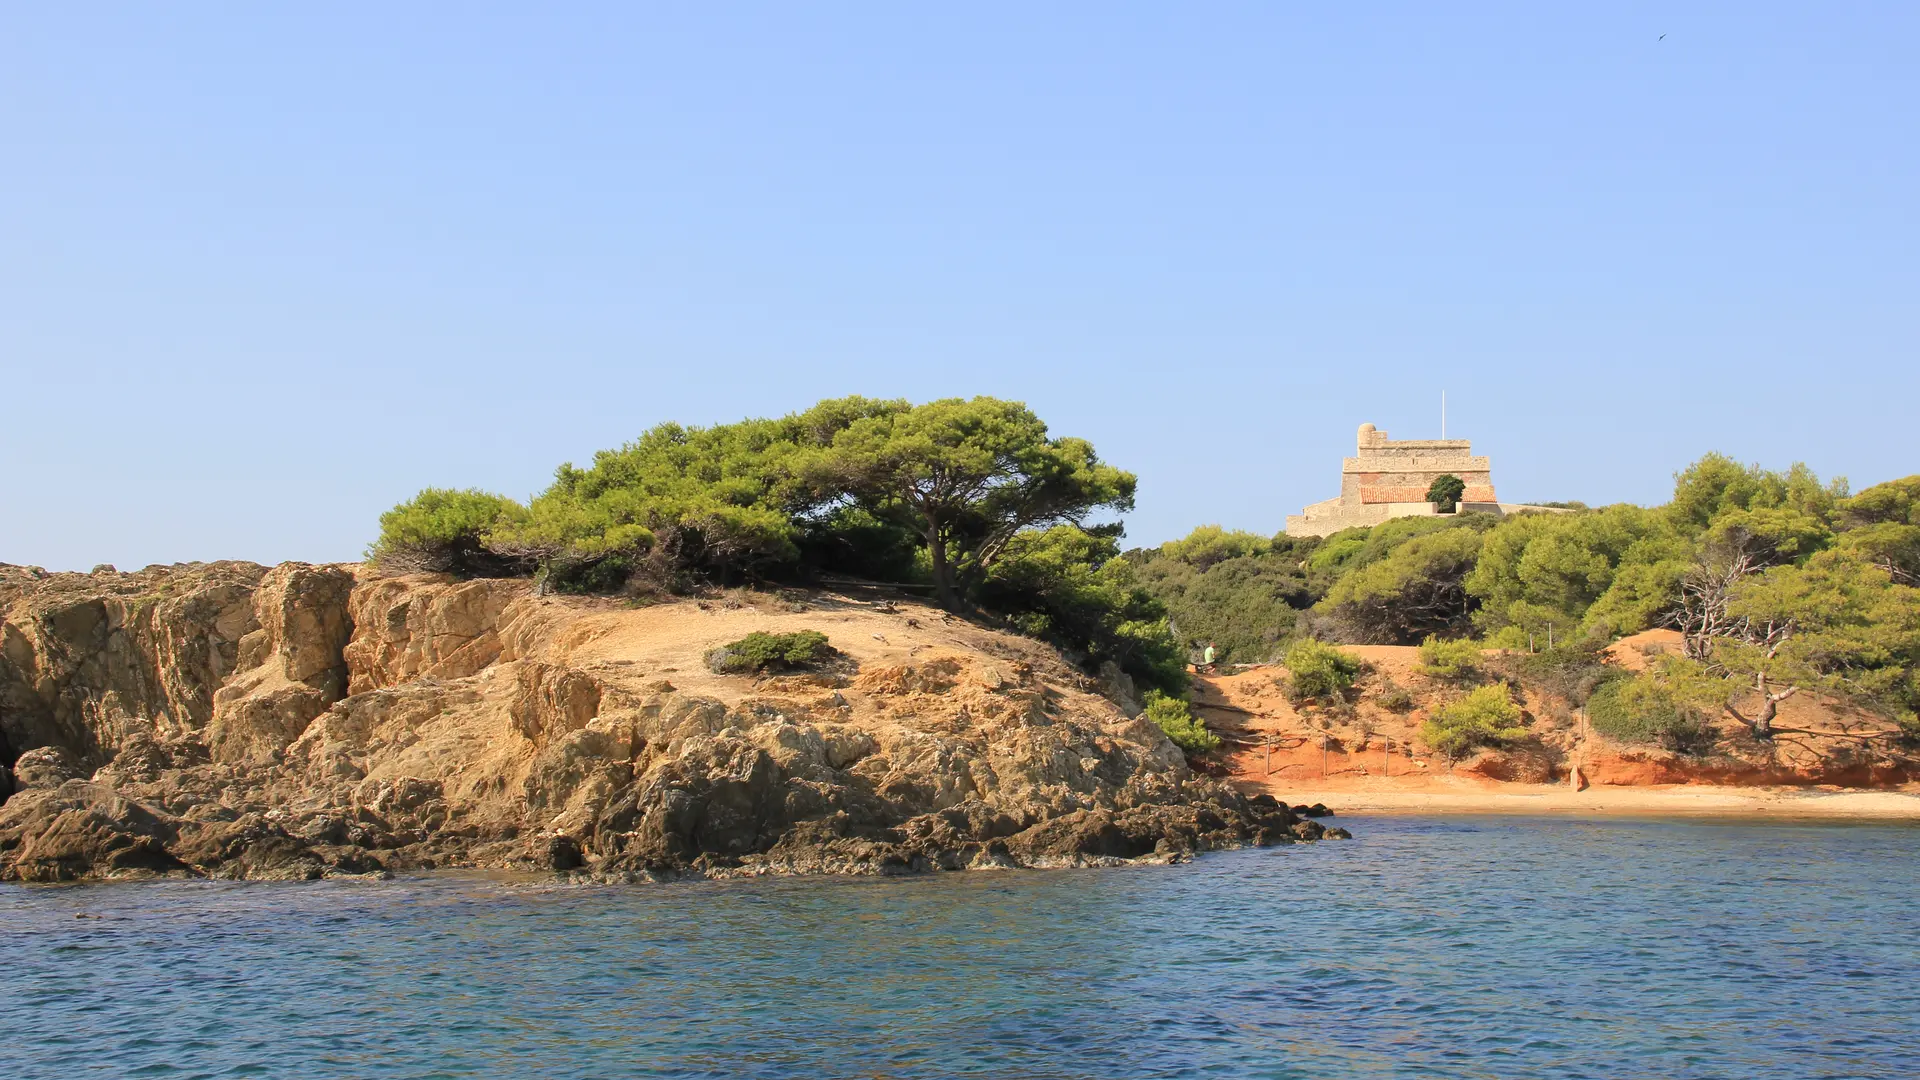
[1659,33,1667,41]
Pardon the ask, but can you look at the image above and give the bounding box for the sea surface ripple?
[5,816,1917,1079]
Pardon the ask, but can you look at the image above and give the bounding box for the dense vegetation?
[1586,674,1715,753]
[1283,639,1362,702]
[1121,527,1318,665]
[372,396,1187,698]
[374,402,1919,748]
[1126,456,1920,740]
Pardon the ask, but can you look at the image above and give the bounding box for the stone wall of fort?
[1285,423,1523,537]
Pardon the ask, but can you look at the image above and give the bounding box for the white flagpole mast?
[1441,390,1446,439]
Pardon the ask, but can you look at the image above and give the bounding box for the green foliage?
[1465,504,1691,641]
[1667,454,1846,533]
[1144,690,1220,754]
[1152,525,1272,570]
[810,396,1137,608]
[1841,475,1920,527]
[1305,530,1370,575]
[1315,526,1485,643]
[1484,625,1531,651]
[1490,642,1615,707]
[1837,523,1920,589]
[1702,506,1833,569]
[1586,674,1716,753]
[1836,476,1920,586]
[369,488,530,575]
[372,396,1177,704]
[374,414,1920,752]
[705,630,834,674]
[1127,528,1318,665]
[1426,474,1467,513]
[975,525,1188,698]
[1419,683,1527,758]
[1415,635,1483,681]
[1308,515,1479,582]
[491,402,894,589]
[1720,550,1920,725]
[1285,638,1362,700]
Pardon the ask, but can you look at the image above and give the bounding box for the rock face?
[0,564,1336,882]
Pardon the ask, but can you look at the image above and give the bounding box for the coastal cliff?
[0,563,1337,883]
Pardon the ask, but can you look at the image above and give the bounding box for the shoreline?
[1257,782,1920,820]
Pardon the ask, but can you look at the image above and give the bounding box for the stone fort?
[1284,423,1548,537]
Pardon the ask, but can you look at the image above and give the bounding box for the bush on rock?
[1144,691,1220,754]
[706,630,834,674]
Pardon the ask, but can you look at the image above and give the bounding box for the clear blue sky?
[5,4,1915,571]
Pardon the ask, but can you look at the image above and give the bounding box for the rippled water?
[5,816,1918,1079]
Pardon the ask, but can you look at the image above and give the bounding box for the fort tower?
[1284,423,1531,537]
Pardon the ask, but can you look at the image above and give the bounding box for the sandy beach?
[1259,778,1920,819]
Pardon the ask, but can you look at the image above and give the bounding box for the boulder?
[0,782,188,882]
[11,745,88,790]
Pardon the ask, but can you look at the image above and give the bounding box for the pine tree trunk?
[928,531,958,610]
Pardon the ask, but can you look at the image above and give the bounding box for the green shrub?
[1484,625,1530,651]
[1491,643,1614,707]
[1373,678,1415,712]
[706,630,834,674]
[1419,683,1527,758]
[369,488,529,576]
[1144,691,1220,754]
[1587,676,1716,753]
[1285,639,1362,701]
[1416,635,1484,681]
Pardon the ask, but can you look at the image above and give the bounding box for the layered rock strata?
[0,564,1341,882]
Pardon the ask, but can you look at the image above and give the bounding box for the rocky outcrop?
[204,563,356,764]
[0,564,1339,882]
[0,561,266,764]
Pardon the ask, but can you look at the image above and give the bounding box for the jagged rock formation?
[0,563,1340,882]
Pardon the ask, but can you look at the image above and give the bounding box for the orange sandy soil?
[1196,636,1920,820]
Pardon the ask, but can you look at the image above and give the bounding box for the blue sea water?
[4,816,1917,1079]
